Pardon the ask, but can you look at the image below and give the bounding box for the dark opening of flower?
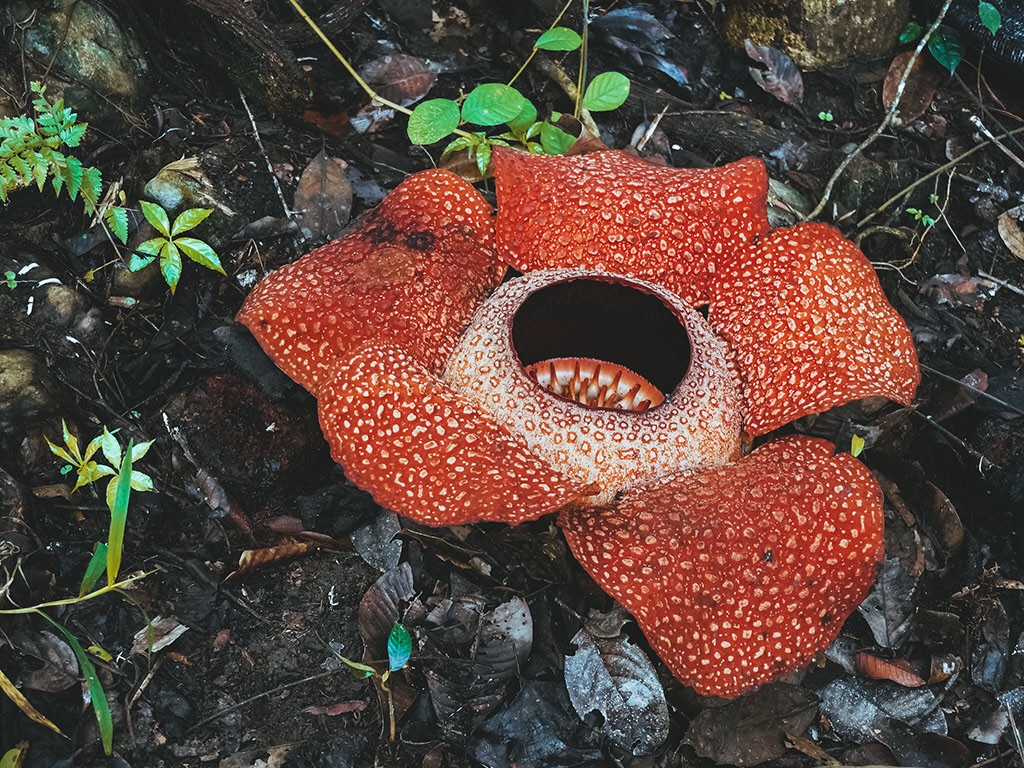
[513,277,691,411]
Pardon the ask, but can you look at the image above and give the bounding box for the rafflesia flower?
[237,148,920,698]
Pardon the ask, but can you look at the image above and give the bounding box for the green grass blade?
[79,542,108,597]
[107,440,133,586]
[37,613,113,755]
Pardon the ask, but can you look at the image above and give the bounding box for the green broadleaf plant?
[2,424,155,754]
[581,71,631,112]
[535,26,583,51]
[927,25,963,75]
[978,2,1001,36]
[130,201,225,294]
[405,0,629,172]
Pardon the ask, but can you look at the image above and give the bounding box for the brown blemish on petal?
[236,169,503,393]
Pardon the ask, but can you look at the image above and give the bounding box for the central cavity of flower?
[443,269,745,500]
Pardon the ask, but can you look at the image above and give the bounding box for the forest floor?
[2,0,1024,766]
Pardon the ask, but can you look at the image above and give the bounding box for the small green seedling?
[906,207,937,227]
[4,271,15,289]
[817,110,834,122]
[850,434,865,458]
[46,420,154,515]
[128,202,225,294]
[334,622,412,740]
[2,424,157,755]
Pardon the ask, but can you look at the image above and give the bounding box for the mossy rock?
[724,0,910,70]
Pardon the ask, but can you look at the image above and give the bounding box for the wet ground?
[2,0,1024,766]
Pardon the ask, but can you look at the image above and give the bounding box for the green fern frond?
[0,82,102,213]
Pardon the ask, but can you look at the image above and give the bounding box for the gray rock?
[2,0,149,125]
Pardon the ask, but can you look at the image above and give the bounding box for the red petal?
[493,148,769,306]
[318,343,597,526]
[560,436,883,698]
[709,223,920,434]
[237,170,502,392]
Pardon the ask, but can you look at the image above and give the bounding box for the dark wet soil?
[2,0,1024,766]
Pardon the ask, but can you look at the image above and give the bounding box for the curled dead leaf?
[744,39,804,106]
[997,204,1024,260]
[883,51,943,126]
[854,652,927,687]
[226,541,319,580]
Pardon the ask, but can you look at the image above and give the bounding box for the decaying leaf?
[854,652,927,687]
[16,630,78,693]
[293,150,353,243]
[226,541,319,580]
[684,683,818,766]
[859,556,920,649]
[966,685,1024,744]
[350,509,402,572]
[350,55,439,134]
[357,562,415,661]
[474,680,603,767]
[302,699,368,716]
[744,39,804,106]
[131,615,189,656]
[998,204,1024,260]
[883,51,943,126]
[424,593,533,737]
[819,677,952,744]
[877,717,972,768]
[359,54,437,107]
[919,274,998,311]
[971,597,1010,693]
[564,610,668,756]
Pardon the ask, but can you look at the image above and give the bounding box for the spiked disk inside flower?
[560,436,884,698]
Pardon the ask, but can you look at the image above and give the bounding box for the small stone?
[0,350,66,436]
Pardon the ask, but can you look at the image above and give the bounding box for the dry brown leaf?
[0,664,65,739]
[30,483,74,500]
[855,652,927,687]
[998,204,1024,260]
[302,699,368,716]
[883,51,943,126]
[226,541,319,580]
[744,39,804,106]
[928,653,961,684]
[359,54,436,107]
[293,150,352,243]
